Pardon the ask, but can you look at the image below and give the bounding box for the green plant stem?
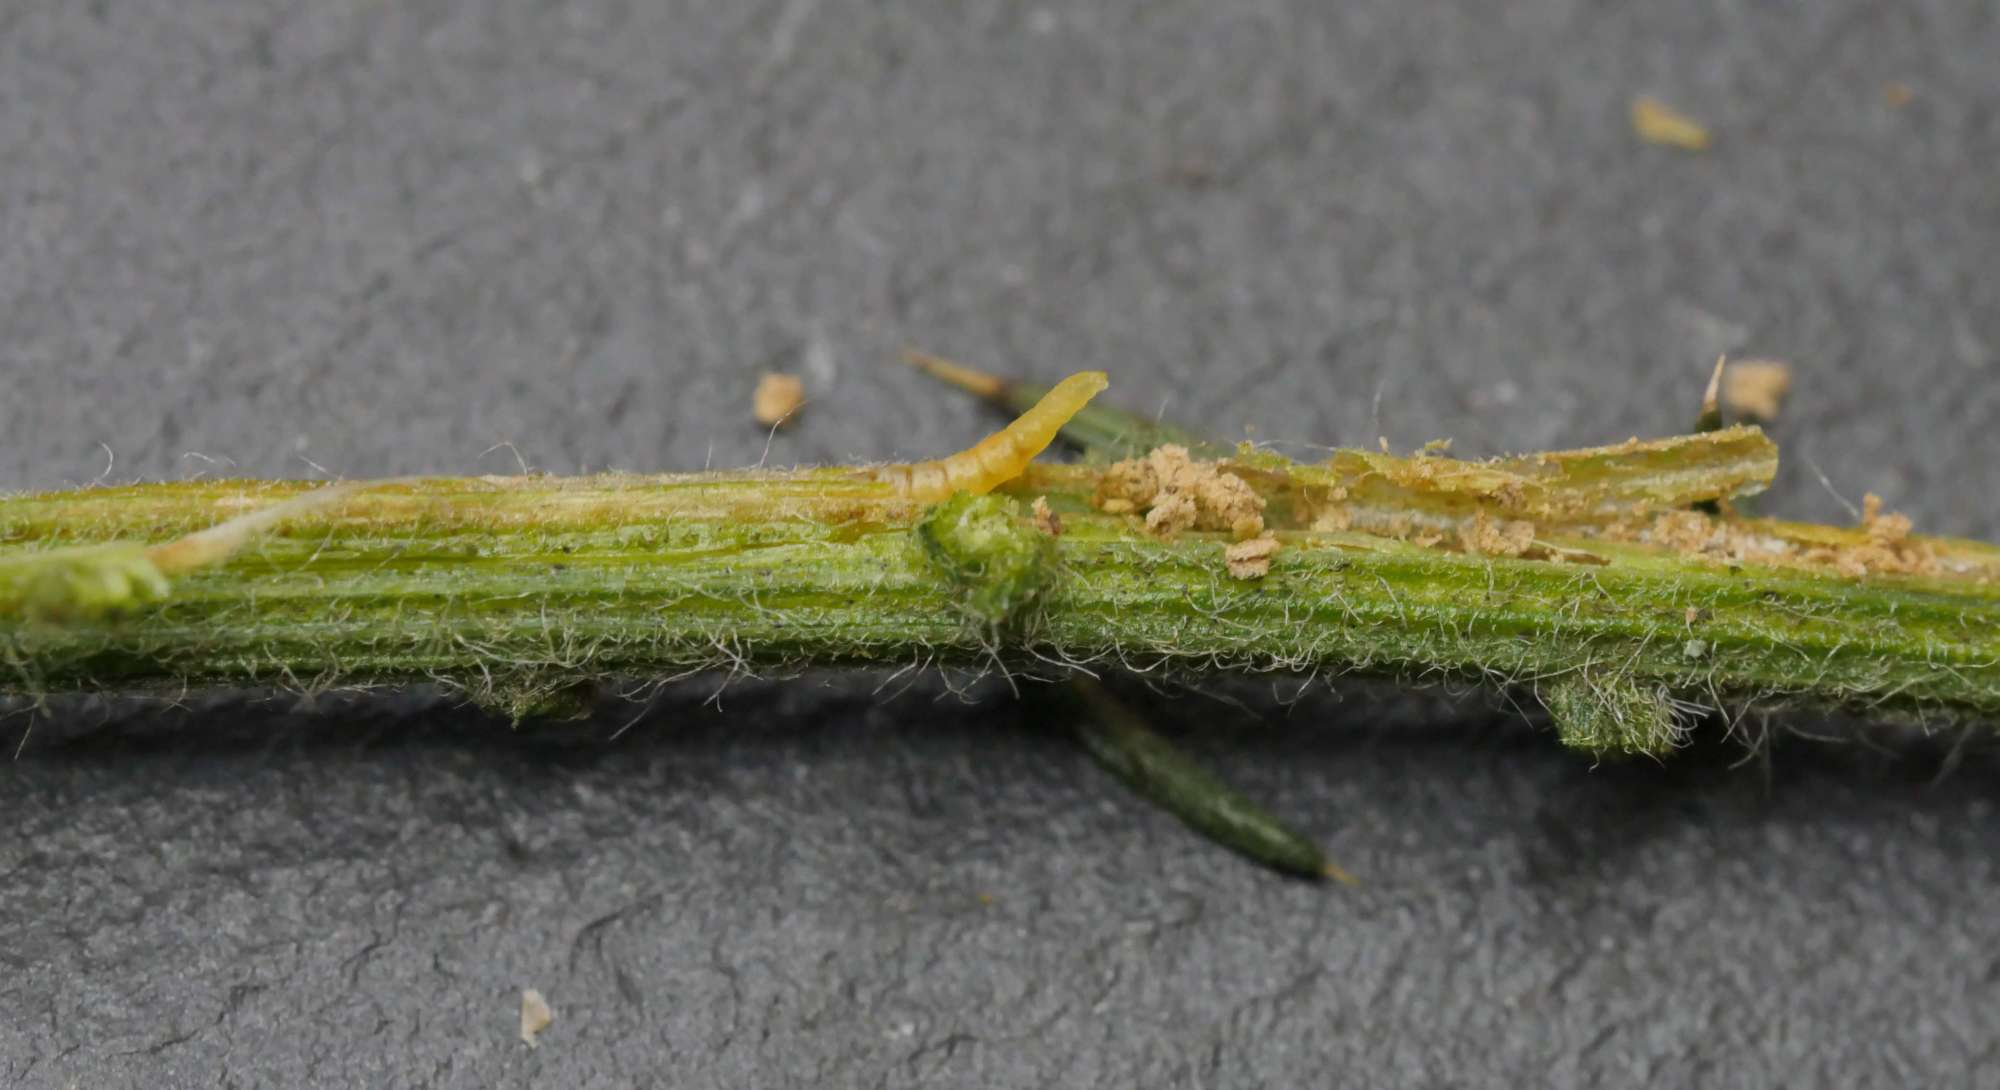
[5,467,2000,740]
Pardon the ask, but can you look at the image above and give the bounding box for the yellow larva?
[876,371,1109,500]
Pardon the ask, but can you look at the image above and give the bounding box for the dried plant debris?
[902,349,1006,399]
[1091,434,1770,571]
[1695,355,1728,433]
[520,989,553,1048]
[1224,536,1281,580]
[1721,359,1792,422]
[752,372,806,427]
[1457,511,1536,558]
[1292,428,1775,534]
[1078,425,1978,586]
[1605,493,1946,578]
[1632,95,1711,150]
[1839,492,1938,577]
[1092,444,1266,540]
[1031,495,1063,537]
[1307,500,1353,534]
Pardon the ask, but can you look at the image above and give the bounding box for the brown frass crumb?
[1459,512,1537,558]
[1631,95,1711,150]
[1144,490,1198,536]
[1094,445,1266,540]
[520,988,554,1048]
[1225,536,1281,580]
[752,373,806,427]
[1031,495,1063,537]
[1721,360,1791,422]
[1611,494,1942,579]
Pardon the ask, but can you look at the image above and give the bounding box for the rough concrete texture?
[3,1,1998,1086]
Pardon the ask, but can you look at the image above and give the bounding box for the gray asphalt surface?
[4,1,2000,1086]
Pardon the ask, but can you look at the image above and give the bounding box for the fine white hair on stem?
[1801,452,1863,521]
[481,441,534,475]
[755,402,805,469]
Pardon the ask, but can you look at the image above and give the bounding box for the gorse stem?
[3,374,1997,760]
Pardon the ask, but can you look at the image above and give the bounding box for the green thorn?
[1070,678,1352,882]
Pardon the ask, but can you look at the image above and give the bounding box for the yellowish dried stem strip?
[1276,426,1778,529]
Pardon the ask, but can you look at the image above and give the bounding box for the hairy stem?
[4,457,1999,753]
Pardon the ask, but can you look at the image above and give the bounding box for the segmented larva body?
[877,371,1109,500]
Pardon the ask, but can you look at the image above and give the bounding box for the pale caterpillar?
[873,370,1109,500]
